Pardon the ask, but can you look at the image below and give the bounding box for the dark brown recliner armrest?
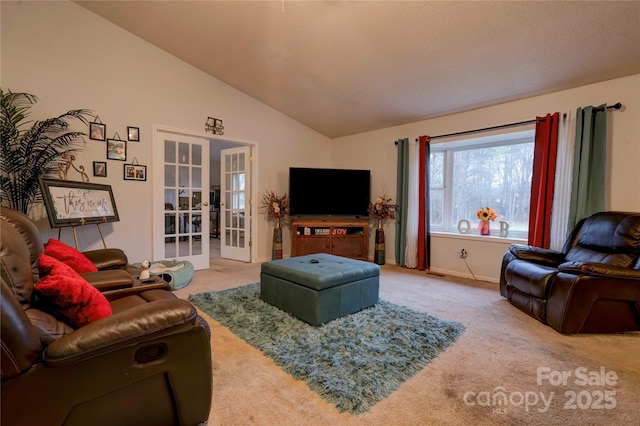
[508,244,565,267]
[547,272,640,334]
[44,299,196,364]
[81,269,134,292]
[0,281,42,378]
[83,248,129,270]
[559,261,640,280]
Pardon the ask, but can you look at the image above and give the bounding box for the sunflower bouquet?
[476,207,496,235]
[476,207,497,222]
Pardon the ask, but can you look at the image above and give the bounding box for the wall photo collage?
[89,116,145,182]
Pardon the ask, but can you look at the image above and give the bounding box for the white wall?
[332,74,640,282]
[3,1,639,279]
[1,0,332,263]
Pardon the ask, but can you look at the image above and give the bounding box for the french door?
[153,129,210,270]
[220,146,252,262]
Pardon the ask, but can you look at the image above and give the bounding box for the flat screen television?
[289,167,371,217]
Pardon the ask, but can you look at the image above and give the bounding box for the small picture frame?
[90,122,106,141]
[127,126,140,142]
[124,163,147,181]
[107,138,127,161]
[93,161,107,177]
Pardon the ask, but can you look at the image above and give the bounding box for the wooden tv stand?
[291,217,369,261]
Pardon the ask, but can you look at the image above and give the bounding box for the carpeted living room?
[174,258,640,425]
[2,1,640,426]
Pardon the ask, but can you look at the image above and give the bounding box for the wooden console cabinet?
[291,217,369,261]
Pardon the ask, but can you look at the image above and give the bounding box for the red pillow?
[36,254,112,328]
[44,238,98,274]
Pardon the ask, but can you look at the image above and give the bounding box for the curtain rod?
[396,102,622,144]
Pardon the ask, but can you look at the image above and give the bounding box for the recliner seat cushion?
[25,307,74,346]
[109,289,179,314]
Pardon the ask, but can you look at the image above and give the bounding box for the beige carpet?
[174,260,640,426]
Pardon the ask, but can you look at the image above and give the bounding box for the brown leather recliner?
[1,208,212,426]
[500,211,640,334]
[0,206,144,292]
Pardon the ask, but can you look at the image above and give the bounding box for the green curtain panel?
[395,138,409,265]
[568,105,607,231]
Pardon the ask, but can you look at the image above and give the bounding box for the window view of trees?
[430,134,534,237]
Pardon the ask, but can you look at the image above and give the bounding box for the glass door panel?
[153,131,209,269]
[220,146,251,262]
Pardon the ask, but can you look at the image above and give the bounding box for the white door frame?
[152,124,258,266]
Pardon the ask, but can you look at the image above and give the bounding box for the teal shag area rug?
[189,283,465,414]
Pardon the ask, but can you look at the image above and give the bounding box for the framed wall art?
[124,163,147,181]
[90,122,106,141]
[38,178,120,228]
[106,138,127,161]
[127,126,140,142]
[93,161,107,177]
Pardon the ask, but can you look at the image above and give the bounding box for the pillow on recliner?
[36,254,111,328]
[44,238,98,273]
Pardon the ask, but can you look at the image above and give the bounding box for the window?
[430,130,534,239]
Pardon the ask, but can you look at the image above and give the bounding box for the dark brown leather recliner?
[1,208,212,426]
[500,211,640,334]
[0,206,143,292]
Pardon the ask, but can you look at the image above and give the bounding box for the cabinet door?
[332,237,366,259]
[296,237,331,256]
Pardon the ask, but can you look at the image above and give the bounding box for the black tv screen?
[289,167,371,217]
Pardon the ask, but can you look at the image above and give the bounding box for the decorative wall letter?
[499,221,509,237]
[458,219,471,234]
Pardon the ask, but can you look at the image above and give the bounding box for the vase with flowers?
[260,190,290,259]
[476,207,497,235]
[367,196,398,265]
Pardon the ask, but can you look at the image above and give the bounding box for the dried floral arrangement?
[368,195,398,222]
[259,190,290,223]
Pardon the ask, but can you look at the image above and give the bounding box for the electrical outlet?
[459,249,467,259]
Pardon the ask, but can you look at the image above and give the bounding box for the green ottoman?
[260,253,380,326]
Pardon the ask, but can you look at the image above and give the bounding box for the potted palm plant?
[1,89,93,214]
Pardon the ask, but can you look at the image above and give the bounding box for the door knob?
[202,201,209,206]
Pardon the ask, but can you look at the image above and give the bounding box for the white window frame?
[429,130,535,240]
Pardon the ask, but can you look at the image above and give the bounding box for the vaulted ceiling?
[77,1,640,139]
